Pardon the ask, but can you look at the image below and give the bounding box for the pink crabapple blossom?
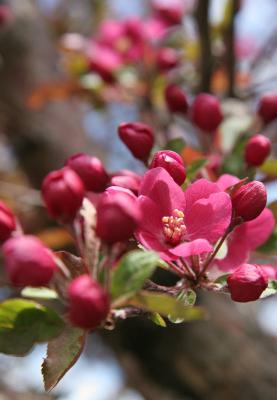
[135,167,232,263]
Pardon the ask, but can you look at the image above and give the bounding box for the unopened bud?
[66,153,109,192]
[0,201,16,243]
[110,170,141,194]
[150,150,186,185]
[164,84,188,114]
[156,48,179,71]
[152,0,185,25]
[257,93,277,124]
[118,122,154,162]
[96,187,142,243]
[42,167,85,222]
[227,263,268,302]
[191,93,223,132]
[68,275,109,329]
[2,235,56,287]
[245,134,271,166]
[232,181,267,222]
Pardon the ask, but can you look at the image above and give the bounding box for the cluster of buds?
[0,115,275,336]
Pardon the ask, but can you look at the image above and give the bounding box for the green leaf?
[0,299,64,356]
[260,281,277,299]
[259,159,277,177]
[149,312,167,327]
[42,325,86,391]
[129,291,206,322]
[168,289,196,323]
[215,274,230,285]
[186,159,207,181]
[164,138,186,154]
[257,227,277,253]
[21,287,58,300]
[111,250,159,301]
[268,280,277,290]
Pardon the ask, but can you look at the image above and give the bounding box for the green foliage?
[186,158,207,181]
[130,291,205,322]
[21,287,58,300]
[215,274,230,285]
[149,312,167,327]
[164,137,186,154]
[221,134,249,178]
[42,325,86,391]
[111,250,159,301]
[0,299,64,356]
[259,159,277,177]
[261,280,277,299]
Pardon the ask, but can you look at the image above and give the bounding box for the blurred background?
[0,0,276,399]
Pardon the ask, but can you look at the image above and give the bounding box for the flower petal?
[137,195,163,235]
[184,179,220,214]
[185,192,232,243]
[243,208,275,250]
[140,167,185,215]
[135,230,175,261]
[216,174,240,191]
[169,239,213,258]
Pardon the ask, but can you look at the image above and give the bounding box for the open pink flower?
[215,174,275,272]
[136,168,232,261]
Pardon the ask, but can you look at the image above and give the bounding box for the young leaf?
[0,299,64,356]
[149,312,167,328]
[168,289,196,323]
[259,159,277,177]
[129,291,205,321]
[215,274,230,285]
[21,287,58,300]
[111,250,159,301]
[42,325,86,391]
[164,137,186,154]
[186,159,207,181]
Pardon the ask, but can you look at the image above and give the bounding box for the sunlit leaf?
[21,287,58,300]
[149,312,167,328]
[0,299,64,356]
[129,291,205,322]
[259,159,277,177]
[42,325,86,391]
[111,250,159,301]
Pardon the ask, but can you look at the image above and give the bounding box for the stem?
[198,225,233,279]
[168,261,185,277]
[180,257,197,280]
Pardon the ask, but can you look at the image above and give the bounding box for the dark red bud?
[191,93,223,132]
[164,84,188,114]
[245,134,271,167]
[257,93,277,124]
[110,170,142,194]
[118,122,154,161]
[227,264,268,302]
[2,235,56,287]
[68,274,109,329]
[96,187,142,243]
[0,201,16,243]
[152,0,184,25]
[156,48,180,71]
[42,167,85,222]
[66,153,109,192]
[150,150,186,185]
[232,181,267,222]
[0,5,12,26]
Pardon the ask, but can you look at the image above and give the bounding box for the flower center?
[162,209,187,245]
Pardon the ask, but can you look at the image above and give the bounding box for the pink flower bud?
[96,188,142,243]
[68,275,109,329]
[150,150,186,185]
[227,264,268,302]
[88,44,123,83]
[66,153,109,192]
[0,201,16,243]
[118,122,154,162]
[232,181,267,222]
[2,235,56,287]
[191,93,223,132]
[164,84,188,114]
[156,48,179,71]
[42,167,85,222]
[245,134,271,166]
[257,93,277,124]
[110,170,142,194]
[152,0,185,25]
